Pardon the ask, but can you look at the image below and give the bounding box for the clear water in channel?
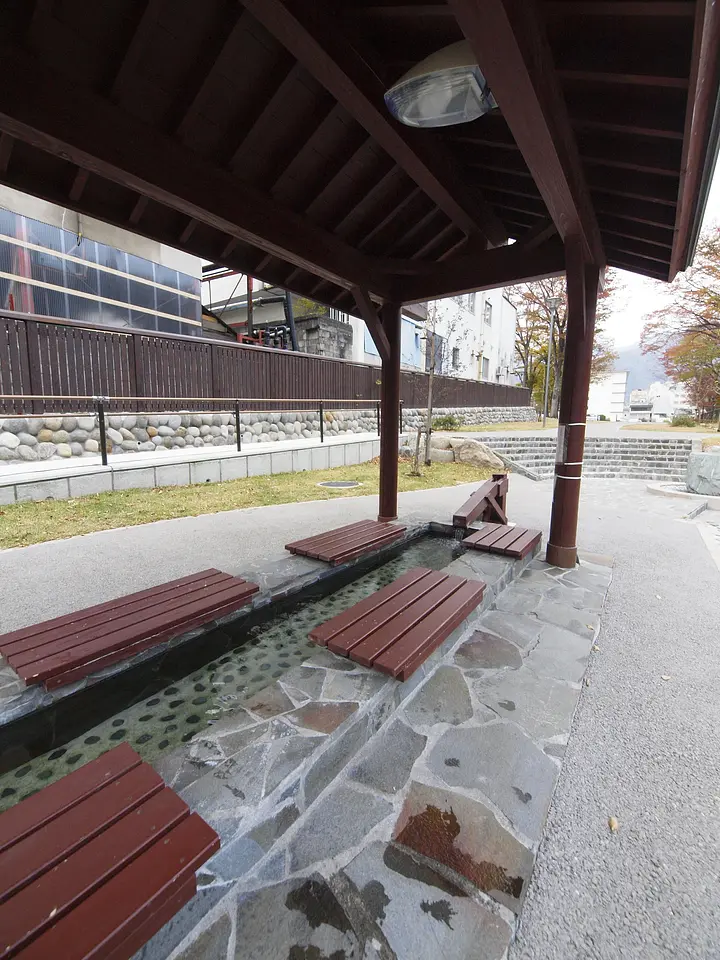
[0,535,460,812]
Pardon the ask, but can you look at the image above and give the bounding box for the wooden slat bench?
[0,743,219,960]
[0,569,259,691]
[285,519,406,565]
[462,522,542,559]
[453,473,508,528]
[310,566,485,680]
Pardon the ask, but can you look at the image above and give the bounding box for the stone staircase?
[483,435,692,481]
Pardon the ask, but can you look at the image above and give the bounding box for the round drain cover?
[317,480,362,489]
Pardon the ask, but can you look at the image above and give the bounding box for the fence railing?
[0,311,532,416]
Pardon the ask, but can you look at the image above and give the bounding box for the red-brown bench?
[0,743,219,960]
[310,566,486,680]
[462,522,542,559]
[286,519,406,565]
[453,473,508,528]
[0,569,259,691]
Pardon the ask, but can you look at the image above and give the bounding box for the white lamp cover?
[384,40,497,129]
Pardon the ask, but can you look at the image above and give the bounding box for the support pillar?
[546,238,600,568]
[378,301,402,522]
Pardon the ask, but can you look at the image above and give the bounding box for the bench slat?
[328,571,450,658]
[324,527,405,565]
[349,576,466,667]
[42,588,256,690]
[6,574,240,663]
[0,744,141,855]
[14,813,219,960]
[0,764,164,904]
[285,520,377,555]
[0,789,188,958]
[286,520,406,564]
[1,573,236,659]
[463,523,542,559]
[0,571,225,651]
[374,580,487,678]
[309,568,432,646]
[14,581,259,685]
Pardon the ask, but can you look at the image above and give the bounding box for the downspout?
[283,291,299,351]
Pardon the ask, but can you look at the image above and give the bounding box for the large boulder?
[686,453,720,496]
[429,447,455,463]
[453,439,504,471]
[429,433,453,450]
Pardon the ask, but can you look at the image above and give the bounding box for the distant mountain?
[614,343,665,393]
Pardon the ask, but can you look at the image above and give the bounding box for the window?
[452,346,460,370]
[484,301,492,325]
[481,356,490,380]
[453,293,476,312]
[425,332,444,372]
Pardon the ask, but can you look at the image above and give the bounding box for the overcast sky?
[606,161,720,349]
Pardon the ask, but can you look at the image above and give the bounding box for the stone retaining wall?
[0,406,537,463]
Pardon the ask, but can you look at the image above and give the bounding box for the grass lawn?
[443,419,556,433]
[702,436,720,450]
[0,458,492,550]
[621,423,720,433]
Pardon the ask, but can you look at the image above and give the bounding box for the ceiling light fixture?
[384,40,497,129]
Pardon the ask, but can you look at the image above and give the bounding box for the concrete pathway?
[506,479,720,960]
[1,476,719,957]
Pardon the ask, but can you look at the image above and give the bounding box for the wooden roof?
[0,0,717,308]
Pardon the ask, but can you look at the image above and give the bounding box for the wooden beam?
[577,131,682,176]
[558,69,689,89]
[394,238,566,303]
[597,213,674,249]
[240,0,507,246]
[604,236,672,265]
[670,0,720,278]
[608,254,669,279]
[544,1,694,15]
[517,219,558,251]
[68,168,90,203]
[0,47,391,298]
[175,12,251,140]
[449,0,604,265]
[351,286,390,363]
[592,193,676,228]
[128,195,148,226]
[0,133,13,174]
[110,0,166,103]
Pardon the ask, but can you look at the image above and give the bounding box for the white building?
[429,289,518,384]
[587,370,628,420]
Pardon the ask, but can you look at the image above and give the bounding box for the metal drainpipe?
[284,291,299,351]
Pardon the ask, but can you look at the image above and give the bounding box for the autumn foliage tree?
[508,272,619,416]
[641,227,720,423]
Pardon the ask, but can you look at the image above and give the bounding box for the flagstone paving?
[137,551,612,960]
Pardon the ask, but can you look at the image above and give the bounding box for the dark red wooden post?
[546,238,600,568]
[378,302,401,522]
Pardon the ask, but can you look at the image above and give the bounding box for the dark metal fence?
[0,311,531,415]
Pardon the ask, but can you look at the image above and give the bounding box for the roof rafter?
[239,0,508,246]
[449,0,605,266]
[0,46,392,299]
[392,237,566,303]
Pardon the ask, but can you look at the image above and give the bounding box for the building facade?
[587,370,629,420]
[0,186,203,336]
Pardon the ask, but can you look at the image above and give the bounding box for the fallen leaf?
[656,595,662,600]
[584,677,591,687]
[592,645,600,652]
[586,624,594,630]
[608,817,619,833]
[661,675,671,681]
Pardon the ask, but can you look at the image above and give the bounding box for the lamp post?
[543,296,561,427]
